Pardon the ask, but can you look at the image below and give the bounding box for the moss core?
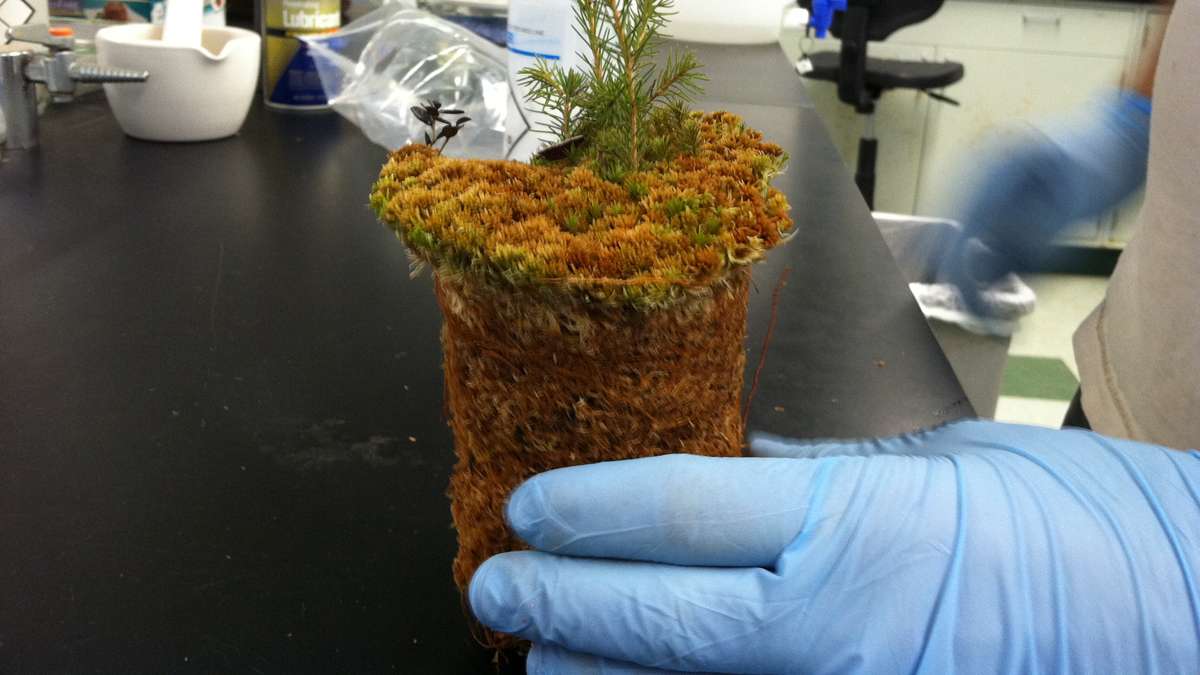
[370,111,791,309]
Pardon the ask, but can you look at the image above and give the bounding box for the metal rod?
[70,64,150,83]
[0,52,39,150]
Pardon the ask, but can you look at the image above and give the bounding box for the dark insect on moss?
[411,100,471,151]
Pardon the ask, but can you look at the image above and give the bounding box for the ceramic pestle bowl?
[96,24,260,142]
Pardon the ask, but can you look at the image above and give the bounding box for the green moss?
[663,197,689,219]
[492,245,547,285]
[563,213,584,233]
[407,224,437,252]
[584,202,604,223]
[626,179,649,201]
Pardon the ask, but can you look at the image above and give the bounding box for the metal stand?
[855,110,877,209]
[834,4,881,209]
[0,25,147,151]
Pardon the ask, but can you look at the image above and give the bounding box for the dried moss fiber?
[371,112,791,309]
[439,269,751,649]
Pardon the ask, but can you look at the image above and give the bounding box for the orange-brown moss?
[370,112,792,309]
[439,269,751,649]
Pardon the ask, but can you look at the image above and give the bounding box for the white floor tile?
[1010,274,1109,377]
[995,396,1071,428]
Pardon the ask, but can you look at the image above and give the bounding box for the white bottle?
[504,0,587,160]
[667,0,796,45]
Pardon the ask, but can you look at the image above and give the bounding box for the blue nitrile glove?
[941,91,1151,305]
[469,420,1200,674]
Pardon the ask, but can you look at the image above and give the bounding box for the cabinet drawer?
[889,1,1134,57]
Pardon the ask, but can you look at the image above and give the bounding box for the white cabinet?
[889,2,1135,57]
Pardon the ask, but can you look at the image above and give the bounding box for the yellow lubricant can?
[258,0,340,110]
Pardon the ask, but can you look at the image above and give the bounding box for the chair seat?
[803,50,964,91]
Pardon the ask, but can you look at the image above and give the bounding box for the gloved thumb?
[503,453,844,567]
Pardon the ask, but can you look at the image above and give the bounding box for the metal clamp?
[1,24,149,150]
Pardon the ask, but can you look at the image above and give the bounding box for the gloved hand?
[939,90,1151,312]
[469,420,1200,674]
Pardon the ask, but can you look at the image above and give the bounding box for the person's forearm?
[1129,6,1168,98]
[939,91,1152,291]
[954,93,1151,264]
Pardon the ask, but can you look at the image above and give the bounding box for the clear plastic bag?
[304,3,508,158]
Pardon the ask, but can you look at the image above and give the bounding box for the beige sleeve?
[1073,0,1200,450]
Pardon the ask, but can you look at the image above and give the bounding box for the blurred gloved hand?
[940,90,1151,311]
[469,420,1200,674]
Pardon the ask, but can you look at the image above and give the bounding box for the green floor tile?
[1001,355,1079,401]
